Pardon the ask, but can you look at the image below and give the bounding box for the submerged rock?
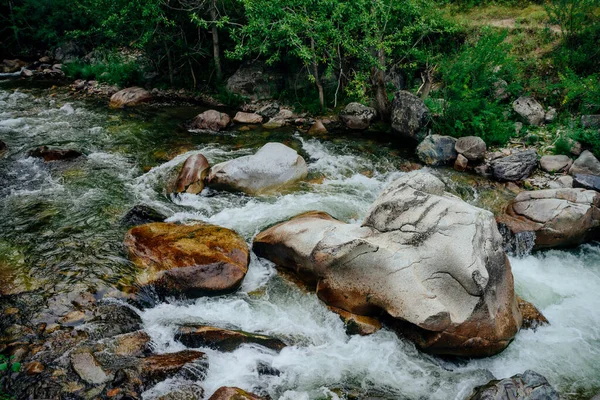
[208,387,266,400]
[467,370,560,400]
[540,155,572,173]
[124,222,249,298]
[173,153,210,194]
[490,150,537,182]
[254,171,522,357]
[141,350,207,386]
[190,110,231,131]
[121,205,167,227]
[208,142,308,195]
[0,140,7,153]
[513,96,545,126]
[175,325,286,352]
[391,91,430,140]
[569,150,600,177]
[499,188,600,250]
[455,136,486,161]
[416,134,457,166]
[29,146,82,162]
[339,102,377,130]
[109,87,152,108]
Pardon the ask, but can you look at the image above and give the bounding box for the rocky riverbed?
[0,81,599,400]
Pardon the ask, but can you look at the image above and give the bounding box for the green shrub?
[63,52,145,87]
[436,28,522,145]
[214,85,247,109]
[570,127,600,157]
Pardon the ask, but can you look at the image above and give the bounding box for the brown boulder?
[191,110,231,131]
[233,112,263,124]
[454,154,468,171]
[109,87,152,108]
[498,188,600,250]
[175,325,286,352]
[308,120,328,135]
[208,387,266,400]
[29,146,82,162]
[2,59,27,73]
[124,222,249,298]
[173,154,210,194]
[141,350,206,385]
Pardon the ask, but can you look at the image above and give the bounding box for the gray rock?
[254,171,522,357]
[339,102,377,130]
[455,136,487,161]
[499,188,600,249]
[573,174,600,191]
[71,351,110,385]
[539,155,572,173]
[569,150,600,176]
[467,370,560,400]
[581,115,600,129]
[490,150,537,181]
[226,61,283,100]
[416,135,458,166]
[121,205,167,227]
[544,107,557,123]
[53,42,85,63]
[257,103,280,119]
[513,96,545,126]
[208,143,308,195]
[391,91,430,140]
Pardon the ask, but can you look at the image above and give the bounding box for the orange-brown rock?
[308,120,327,135]
[141,350,206,385]
[517,296,549,330]
[173,154,210,194]
[175,325,286,352]
[328,307,381,336]
[25,361,44,375]
[124,222,249,298]
[191,110,231,131]
[233,112,263,124]
[498,188,600,250]
[208,387,266,400]
[109,87,152,108]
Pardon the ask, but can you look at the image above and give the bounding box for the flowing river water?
[0,82,599,400]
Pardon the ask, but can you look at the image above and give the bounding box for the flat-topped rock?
[540,155,572,173]
[124,222,249,298]
[109,87,152,108]
[175,325,286,352]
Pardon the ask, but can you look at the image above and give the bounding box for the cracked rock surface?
[253,171,522,356]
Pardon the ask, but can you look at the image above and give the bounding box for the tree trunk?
[311,38,324,111]
[374,48,390,121]
[164,42,174,85]
[210,1,223,81]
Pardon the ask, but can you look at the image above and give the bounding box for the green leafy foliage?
[63,52,145,87]
[435,28,521,145]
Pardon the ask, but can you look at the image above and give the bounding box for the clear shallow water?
[0,83,599,399]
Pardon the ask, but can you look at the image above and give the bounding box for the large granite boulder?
[540,155,572,173]
[569,150,600,176]
[172,154,210,195]
[416,135,457,166]
[124,222,249,298]
[109,87,152,108]
[253,171,522,357]
[498,188,600,250]
[339,102,377,130]
[190,110,231,132]
[391,91,430,140]
[467,370,560,400]
[208,142,308,195]
[490,150,537,181]
[512,96,545,126]
[455,136,487,161]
